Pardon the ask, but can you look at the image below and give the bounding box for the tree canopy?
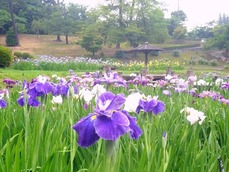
[2,0,228,54]
[204,24,229,57]
[1,0,171,47]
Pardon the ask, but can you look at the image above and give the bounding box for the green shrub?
[0,46,13,67]
[115,50,124,58]
[6,28,19,46]
[224,64,229,70]
[22,52,34,59]
[198,58,208,65]
[14,51,34,59]
[14,51,23,58]
[99,52,105,58]
[11,61,35,70]
[224,61,229,69]
[150,51,160,56]
[172,50,180,57]
[189,59,196,65]
[209,59,218,66]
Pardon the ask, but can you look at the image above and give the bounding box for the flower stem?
[106,140,118,172]
[69,86,76,172]
[23,90,29,171]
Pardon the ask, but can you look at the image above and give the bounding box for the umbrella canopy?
[131,42,163,69]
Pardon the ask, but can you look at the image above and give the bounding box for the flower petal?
[97,92,126,111]
[0,99,7,108]
[122,110,143,139]
[147,99,157,111]
[72,114,99,147]
[112,111,130,126]
[94,115,129,141]
[187,114,199,125]
[136,99,146,114]
[152,101,165,115]
[124,92,142,112]
[17,96,24,107]
[97,92,114,110]
[28,97,40,107]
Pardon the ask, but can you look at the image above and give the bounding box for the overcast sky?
[64,0,229,30]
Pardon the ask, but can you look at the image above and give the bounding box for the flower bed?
[0,71,228,171]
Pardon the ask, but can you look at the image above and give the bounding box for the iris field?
[0,68,228,172]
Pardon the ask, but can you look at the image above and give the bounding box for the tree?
[188,25,214,40]
[136,7,169,43]
[98,0,168,48]
[78,25,103,56]
[99,0,129,48]
[218,13,229,26]
[167,10,187,37]
[172,26,187,43]
[170,10,187,24]
[204,24,229,57]
[0,10,11,34]
[63,4,88,44]
[44,9,64,41]
[31,20,45,36]
[8,0,19,45]
[43,3,88,44]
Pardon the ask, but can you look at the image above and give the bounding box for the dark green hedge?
[0,46,13,68]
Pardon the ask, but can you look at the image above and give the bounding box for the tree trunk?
[55,0,62,42]
[65,35,69,44]
[140,1,147,31]
[129,0,135,22]
[116,42,120,49]
[224,49,229,57]
[56,35,61,42]
[8,0,19,45]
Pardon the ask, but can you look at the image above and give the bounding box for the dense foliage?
[5,28,19,46]
[204,24,229,57]
[0,45,13,67]
[0,0,187,48]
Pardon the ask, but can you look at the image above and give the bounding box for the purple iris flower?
[221,82,229,90]
[199,91,220,101]
[17,96,25,107]
[163,90,171,96]
[72,92,142,147]
[174,82,187,93]
[0,89,8,108]
[158,80,167,88]
[52,83,69,96]
[0,99,7,108]
[219,97,229,105]
[136,98,165,115]
[132,76,150,86]
[27,81,54,97]
[188,89,199,97]
[52,79,78,96]
[3,79,17,88]
[17,76,55,107]
[17,95,41,107]
[94,72,127,87]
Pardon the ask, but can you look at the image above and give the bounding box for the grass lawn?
[0,34,118,57]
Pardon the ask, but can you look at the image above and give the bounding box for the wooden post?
[166,67,172,75]
[186,70,194,77]
[118,72,122,77]
[140,69,147,76]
